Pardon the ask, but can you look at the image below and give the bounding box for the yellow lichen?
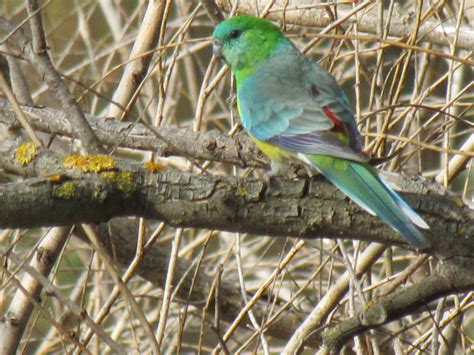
[116,171,134,197]
[16,142,39,165]
[53,181,76,199]
[47,174,64,183]
[236,185,247,196]
[99,171,117,181]
[92,185,107,201]
[64,154,116,173]
[144,161,165,172]
[453,196,464,208]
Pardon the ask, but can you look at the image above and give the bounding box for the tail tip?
[404,229,431,249]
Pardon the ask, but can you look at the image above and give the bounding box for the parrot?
[212,15,430,248]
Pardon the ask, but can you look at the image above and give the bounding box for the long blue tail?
[306,154,430,248]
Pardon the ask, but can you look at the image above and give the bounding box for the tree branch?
[1,140,471,350]
[199,0,225,24]
[321,257,474,352]
[0,98,267,169]
[0,13,103,153]
[0,139,472,258]
[106,0,165,119]
[0,227,70,354]
[73,217,319,347]
[1,2,472,352]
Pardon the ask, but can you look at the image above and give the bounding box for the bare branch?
[106,1,166,119]
[0,44,33,105]
[321,260,474,352]
[199,0,225,24]
[0,12,102,153]
[0,98,267,169]
[0,246,125,354]
[0,140,472,256]
[284,243,387,353]
[72,217,320,347]
[0,72,42,146]
[0,227,70,354]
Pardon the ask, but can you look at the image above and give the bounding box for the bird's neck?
[233,38,291,86]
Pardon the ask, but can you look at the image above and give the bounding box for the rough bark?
[1,140,473,260]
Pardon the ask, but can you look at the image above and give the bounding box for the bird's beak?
[212,39,223,59]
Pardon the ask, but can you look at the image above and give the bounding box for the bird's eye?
[229,29,242,39]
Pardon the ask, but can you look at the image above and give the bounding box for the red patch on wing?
[323,106,344,131]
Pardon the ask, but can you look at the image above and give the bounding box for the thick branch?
[321,257,474,351]
[1,141,473,349]
[0,140,472,259]
[0,98,266,169]
[321,276,450,351]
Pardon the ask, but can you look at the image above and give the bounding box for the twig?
[0,227,70,353]
[1,247,124,354]
[212,240,305,354]
[283,243,386,353]
[0,71,42,146]
[0,44,33,105]
[77,223,166,349]
[156,228,183,349]
[106,1,166,120]
[435,134,474,183]
[199,0,225,24]
[81,224,160,354]
[215,0,474,50]
[0,4,103,153]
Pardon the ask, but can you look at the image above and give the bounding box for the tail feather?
[306,154,430,248]
[379,178,430,230]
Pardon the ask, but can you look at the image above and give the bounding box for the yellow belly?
[250,136,294,162]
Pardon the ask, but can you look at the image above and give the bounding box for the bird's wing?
[238,49,367,162]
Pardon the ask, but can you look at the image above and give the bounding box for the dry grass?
[0,1,473,353]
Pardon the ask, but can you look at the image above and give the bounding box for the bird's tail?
[305,154,430,248]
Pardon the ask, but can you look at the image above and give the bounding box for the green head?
[212,15,286,82]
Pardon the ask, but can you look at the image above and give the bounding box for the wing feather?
[238,43,366,162]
